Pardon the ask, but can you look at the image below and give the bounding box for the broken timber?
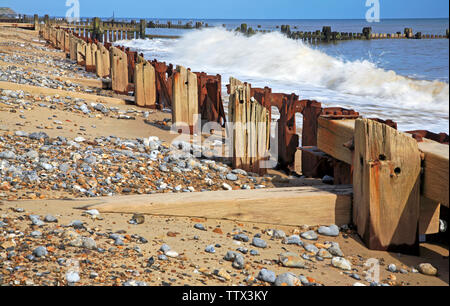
[228,77,270,175]
[82,185,353,227]
[353,119,422,253]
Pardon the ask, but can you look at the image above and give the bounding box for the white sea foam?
[116,28,449,132]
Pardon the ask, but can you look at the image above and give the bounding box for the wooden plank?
[85,43,94,71]
[317,118,449,208]
[172,65,198,130]
[294,148,302,175]
[76,41,86,66]
[110,46,128,94]
[82,185,353,227]
[134,62,145,107]
[172,65,188,129]
[419,197,440,235]
[317,117,355,164]
[353,119,421,253]
[419,141,449,207]
[187,69,198,129]
[143,61,156,108]
[95,43,110,78]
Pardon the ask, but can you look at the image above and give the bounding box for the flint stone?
[318,225,340,237]
[279,252,307,269]
[257,269,276,283]
[300,230,318,241]
[274,273,302,286]
[331,257,352,271]
[252,237,267,248]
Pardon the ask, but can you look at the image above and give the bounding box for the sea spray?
[116,28,449,132]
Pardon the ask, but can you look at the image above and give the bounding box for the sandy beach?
[0,26,448,287]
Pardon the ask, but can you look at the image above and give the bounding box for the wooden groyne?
[15,18,450,255]
[236,23,450,43]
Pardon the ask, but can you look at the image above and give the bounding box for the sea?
[111,18,449,133]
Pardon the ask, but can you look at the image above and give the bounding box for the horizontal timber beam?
[80,185,353,227]
[317,117,449,208]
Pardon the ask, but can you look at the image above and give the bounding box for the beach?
[0,21,448,288]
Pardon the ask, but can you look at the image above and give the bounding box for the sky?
[2,0,449,19]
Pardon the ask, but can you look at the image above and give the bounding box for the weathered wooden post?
[44,15,49,26]
[92,17,103,42]
[34,14,39,30]
[362,27,372,40]
[76,40,87,66]
[95,43,110,78]
[353,119,421,254]
[322,27,332,42]
[172,65,199,134]
[134,56,157,108]
[110,46,129,94]
[85,43,94,72]
[140,19,146,39]
[404,28,413,38]
[228,77,270,175]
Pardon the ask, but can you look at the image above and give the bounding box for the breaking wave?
[117,28,449,132]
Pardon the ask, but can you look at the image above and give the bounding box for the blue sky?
[3,0,449,19]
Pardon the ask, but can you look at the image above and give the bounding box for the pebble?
[283,235,303,246]
[165,250,179,258]
[418,263,438,276]
[279,252,307,269]
[222,183,233,191]
[160,244,171,253]
[328,243,344,257]
[224,251,245,269]
[251,237,267,248]
[388,264,397,273]
[194,224,206,231]
[82,237,97,250]
[300,230,318,241]
[274,273,302,286]
[318,249,333,259]
[44,215,58,223]
[131,214,145,225]
[303,244,319,255]
[226,173,238,181]
[66,271,80,283]
[32,246,48,257]
[233,233,249,242]
[318,225,340,237]
[30,230,42,238]
[331,257,352,271]
[257,269,276,283]
[205,245,216,254]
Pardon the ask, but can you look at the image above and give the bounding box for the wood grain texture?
[317,118,355,165]
[83,185,353,227]
[110,47,128,94]
[419,141,449,207]
[353,119,421,253]
[134,58,156,108]
[419,197,440,235]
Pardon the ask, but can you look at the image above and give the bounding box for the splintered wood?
[353,119,421,254]
[229,77,270,175]
[134,56,156,108]
[172,65,198,133]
